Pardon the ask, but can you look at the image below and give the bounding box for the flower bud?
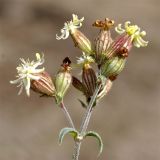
[97,78,112,102]
[31,71,55,96]
[55,57,72,104]
[70,29,92,55]
[93,18,114,64]
[101,56,126,78]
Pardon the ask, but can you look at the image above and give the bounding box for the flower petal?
[18,84,23,95]
[56,14,84,40]
[24,77,31,96]
[115,21,148,48]
[10,77,22,84]
[10,53,46,96]
[28,74,40,80]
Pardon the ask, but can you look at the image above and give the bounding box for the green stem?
[60,102,79,160]
[60,101,75,129]
[80,84,101,134]
[72,142,81,160]
[72,84,102,160]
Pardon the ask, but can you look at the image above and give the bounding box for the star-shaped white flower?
[115,21,148,48]
[56,14,84,40]
[10,53,45,96]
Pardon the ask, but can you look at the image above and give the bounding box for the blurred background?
[0,0,159,159]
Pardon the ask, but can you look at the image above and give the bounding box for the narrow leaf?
[72,76,89,96]
[78,99,87,108]
[72,76,85,92]
[59,127,78,145]
[85,131,103,157]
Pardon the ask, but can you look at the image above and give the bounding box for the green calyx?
[71,29,93,55]
[55,71,72,104]
[101,56,126,78]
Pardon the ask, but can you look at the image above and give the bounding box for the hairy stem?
[72,142,81,160]
[60,101,75,129]
[73,84,101,160]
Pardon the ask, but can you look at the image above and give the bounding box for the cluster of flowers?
[10,14,148,106]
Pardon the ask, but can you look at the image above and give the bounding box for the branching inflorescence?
[10,14,148,160]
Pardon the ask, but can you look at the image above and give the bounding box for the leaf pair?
[59,127,103,157]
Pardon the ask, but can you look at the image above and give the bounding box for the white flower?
[77,52,94,65]
[56,14,84,40]
[10,53,45,96]
[115,21,148,47]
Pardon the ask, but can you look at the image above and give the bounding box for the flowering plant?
[10,14,148,160]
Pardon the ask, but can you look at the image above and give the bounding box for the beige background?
[0,0,159,159]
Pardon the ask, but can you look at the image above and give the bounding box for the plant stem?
[60,101,75,129]
[73,84,102,160]
[80,84,101,134]
[60,102,79,160]
[72,142,81,160]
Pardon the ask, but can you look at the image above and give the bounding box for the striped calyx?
[105,34,132,59]
[97,78,112,102]
[31,71,55,97]
[82,64,97,98]
[55,57,72,104]
[72,64,97,105]
[101,56,126,78]
[93,18,114,65]
[70,29,92,55]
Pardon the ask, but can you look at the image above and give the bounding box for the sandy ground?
[0,0,159,159]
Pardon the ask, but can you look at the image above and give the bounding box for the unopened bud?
[101,56,126,78]
[97,78,112,101]
[31,71,55,97]
[55,57,72,104]
[70,29,92,55]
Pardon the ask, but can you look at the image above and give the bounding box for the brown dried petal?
[92,18,114,30]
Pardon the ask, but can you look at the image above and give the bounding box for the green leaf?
[58,127,78,145]
[85,131,103,157]
[72,76,89,97]
[78,99,87,108]
[72,76,86,93]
